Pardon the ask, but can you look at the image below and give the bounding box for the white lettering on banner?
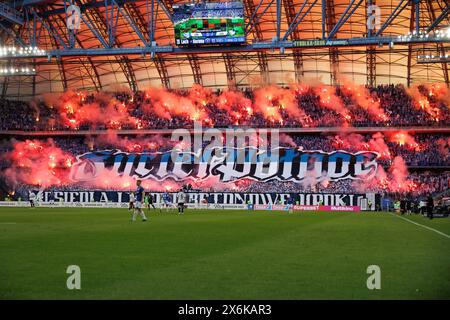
[70,149,379,183]
[23,191,377,209]
[0,201,362,211]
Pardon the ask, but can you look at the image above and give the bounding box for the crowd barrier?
[0,201,248,210]
[0,201,361,212]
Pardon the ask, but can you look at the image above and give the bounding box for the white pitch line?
[0,222,17,225]
[388,213,450,240]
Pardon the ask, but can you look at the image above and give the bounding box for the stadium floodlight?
[395,26,450,43]
[417,51,450,64]
[0,45,46,58]
[0,65,36,76]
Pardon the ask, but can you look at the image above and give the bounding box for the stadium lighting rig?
[417,53,450,64]
[0,45,46,58]
[0,65,36,76]
[396,26,450,42]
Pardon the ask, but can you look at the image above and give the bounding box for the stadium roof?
[1,0,449,99]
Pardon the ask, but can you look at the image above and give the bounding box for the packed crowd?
[288,134,450,166]
[0,84,449,131]
[235,171,450,196]
[5,170,449,201]
[173,1,244,22]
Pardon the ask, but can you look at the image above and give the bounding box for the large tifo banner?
[28,191,378,209]
[70,148,379,183]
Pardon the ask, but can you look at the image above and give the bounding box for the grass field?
[0,207,449,300]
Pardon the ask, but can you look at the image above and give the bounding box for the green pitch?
[0,208,449,300]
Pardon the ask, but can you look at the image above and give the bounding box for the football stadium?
[0,0,449,304]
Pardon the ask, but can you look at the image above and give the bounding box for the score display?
[173,1,246,45]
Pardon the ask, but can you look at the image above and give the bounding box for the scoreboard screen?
[173,1,245,46]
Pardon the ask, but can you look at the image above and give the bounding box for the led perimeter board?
[173,1,245,45]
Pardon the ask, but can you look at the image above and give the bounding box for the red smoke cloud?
[216,90,253,124]
[143,86,209,122]
[313,85,351,122]
[2,139,74,187]
[406,85,442,121]
[332,132,391,159]
[339,78,388,121]
[388,131,421,151]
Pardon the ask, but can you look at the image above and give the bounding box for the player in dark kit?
[426,195,434,220]
[131,180,147,222]
[145,194,157,212]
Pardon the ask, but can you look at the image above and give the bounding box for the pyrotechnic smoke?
[388,131,421,151]
[313,85,351,121]
[93,130,172,152]
[339,77,388,121]
[35,81,447,131]
[424,82,450,107]
[252,86,283,122]
[332,132,391,159]
[43,90,139,129]
[216,89,253,124]
[253,85,306,124]
[436,137,450,158]
[352,155,416,194]
[1,139,74,187]
[406,85,441,121]
[387,156,416,192]
[143,86,208,122]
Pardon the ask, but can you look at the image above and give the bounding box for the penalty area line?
[388,213,450,240]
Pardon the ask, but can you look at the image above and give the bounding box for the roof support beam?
[327,0,364,40]
[276,0,281,41]
[283,0,305,79]
[0,22,27,47]
[406,1,416,87]
[427,0,449,87]
[0,2,24,24]
[426,3,450,33]
[29,7,68,49]
[326,0,339,85]
[78,0,137,92]
[44,5,102,91]
[113,0,148,46]
[282,0,318,41]
[157,0,173,23]
[153,55,170,88]
[119,56,138,92]
[321,0,326,38]
[223,53,237,88]
[187,54,203,85]
[123,1,171,89]
[1,76,9,99]
[244,0,269,83]
[366,0,376,86]
[244,0,264,34]
[245,0,275,37]
[11,35,443,58]
[50,50,68,91]
[375,0,409,37]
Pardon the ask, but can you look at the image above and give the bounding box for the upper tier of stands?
[0,84,449,132]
